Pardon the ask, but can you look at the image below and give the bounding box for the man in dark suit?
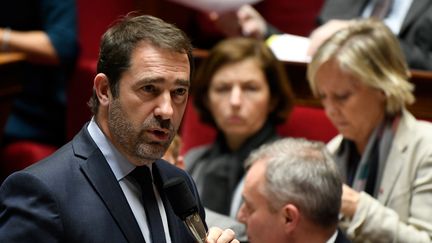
[237,138,345,243]
[212,0,432,71]
[0,15,238,243]
[312,0,432,71]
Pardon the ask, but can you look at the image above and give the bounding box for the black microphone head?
[163,177,198,220]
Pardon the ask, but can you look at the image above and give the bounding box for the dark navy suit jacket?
[0,125,205,243]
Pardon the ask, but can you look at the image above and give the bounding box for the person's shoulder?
[407,119,432,153]
[183,144,212,169]
[399,111,432,140]
[12,141,79,186]
[1,169,50,192]
[414,119,432,134]
[184,145,212,159]
[0,159,72,205]
[155,159,198,193]
[394,111,432,160]
[156,159,188,175]
[32,141,74,165]
[0,130,94,197]
[155,159,196,185]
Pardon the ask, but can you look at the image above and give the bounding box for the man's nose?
[154,91,174,120]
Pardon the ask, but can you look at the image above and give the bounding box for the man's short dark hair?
[88,14,193,114]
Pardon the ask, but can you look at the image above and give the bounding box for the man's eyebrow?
[175,79,190,87]
[136,77,190,87]
[137,77,164,85]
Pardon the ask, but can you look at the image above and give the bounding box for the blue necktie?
[131,166,167,243]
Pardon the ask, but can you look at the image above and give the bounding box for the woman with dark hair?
[185,37,294,232]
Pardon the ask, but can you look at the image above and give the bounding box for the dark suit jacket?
[318,0,432,70]
[333,229,350,243]
[0,125,205,243]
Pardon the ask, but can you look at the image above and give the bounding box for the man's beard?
[108,99,175,163]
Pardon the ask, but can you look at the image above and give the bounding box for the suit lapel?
[377,112,412,204]
[401,0,429,34]
[378,141,406,204]
[75,127,145,243]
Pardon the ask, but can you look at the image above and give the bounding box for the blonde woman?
[308,18,432,242]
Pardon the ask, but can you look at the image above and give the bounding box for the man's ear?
[94,73,112,107]
[282,204,300,234]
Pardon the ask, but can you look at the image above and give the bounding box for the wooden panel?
[407,70,432,120]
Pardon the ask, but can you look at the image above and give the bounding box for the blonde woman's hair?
[307,18,415,115]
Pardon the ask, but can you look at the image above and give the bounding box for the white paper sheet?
[266,34,311,63]
[168,0,262,13]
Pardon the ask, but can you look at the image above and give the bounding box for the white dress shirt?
[87,118,172,243]
[362,0,413,34]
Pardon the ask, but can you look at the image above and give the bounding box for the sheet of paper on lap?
[167,0,311,64]
[266,34,311,63]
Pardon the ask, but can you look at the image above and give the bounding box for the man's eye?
[172,88,188,103]
[173,88,187,96]
[142,85,157,93]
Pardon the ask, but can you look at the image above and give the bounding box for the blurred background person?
[211,0,432,71]
[162,133,185,169]
[0,0,79,177]
[209,4,279,41]
[238,138,343,243]
[310,0,432,70]
[185,37,294,240]
[146,0,323,49]
[307,18,432,242]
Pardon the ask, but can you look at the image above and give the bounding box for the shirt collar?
[327,231,338,243]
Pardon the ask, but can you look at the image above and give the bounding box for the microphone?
[163,177,207,243]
